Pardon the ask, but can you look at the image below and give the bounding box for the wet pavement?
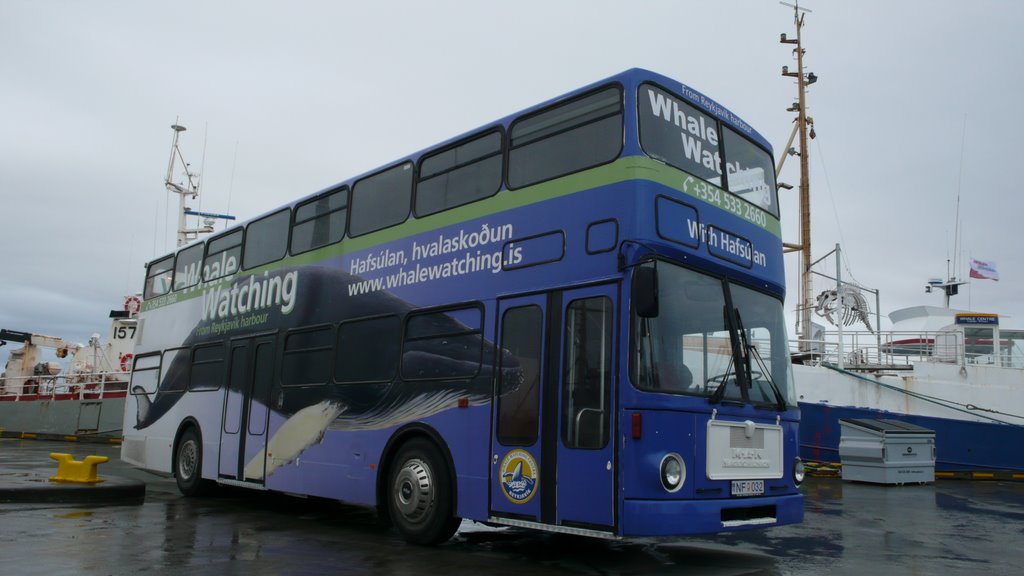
[1,438,1022,576]
[0,448,144,506]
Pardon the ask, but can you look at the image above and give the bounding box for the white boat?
[0,296,139,440]
[793,294,1024,474]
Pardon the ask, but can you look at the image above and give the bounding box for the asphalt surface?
[1,438,1022,576]
[0,447,144,506]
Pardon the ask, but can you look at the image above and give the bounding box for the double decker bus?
[122,69,803,544]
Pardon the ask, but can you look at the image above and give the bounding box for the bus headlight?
[793,457,806,486]
[659,453,686,493]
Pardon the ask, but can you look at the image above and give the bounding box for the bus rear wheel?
[175,427,213,496]
[387,438,460,545]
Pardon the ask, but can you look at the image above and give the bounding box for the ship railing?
[0,372,129,402]
[792,329,969,370]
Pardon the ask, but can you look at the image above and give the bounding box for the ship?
[0,296,139,440]
[792,285,1024,475]
[0,123,232,443]
[776,9,1022,477]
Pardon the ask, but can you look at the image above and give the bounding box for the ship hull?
[0,395,125,440]
[799,401,1024,472]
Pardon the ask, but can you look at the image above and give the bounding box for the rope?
[820,363,1024,425]
[804,460,841,477]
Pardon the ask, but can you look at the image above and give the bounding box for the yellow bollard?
[49,452,109,483]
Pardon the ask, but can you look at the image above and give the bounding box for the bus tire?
[387,438,460,545]
[175,426,213,496]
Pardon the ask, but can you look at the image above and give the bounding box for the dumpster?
[839,418,935,484]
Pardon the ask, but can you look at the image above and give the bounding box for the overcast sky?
[2,0,1022,366]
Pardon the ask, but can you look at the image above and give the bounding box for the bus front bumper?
[621,493,804,537]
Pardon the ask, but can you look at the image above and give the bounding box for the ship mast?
[778,1,817,351]
[164,123,235,247]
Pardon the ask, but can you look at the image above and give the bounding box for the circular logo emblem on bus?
[500,449,538,504]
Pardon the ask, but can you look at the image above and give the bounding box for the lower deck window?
[336,316,400,383]
[402,306,482,380]
[282,326,334,386]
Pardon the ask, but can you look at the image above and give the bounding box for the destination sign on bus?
[656,196,769,269]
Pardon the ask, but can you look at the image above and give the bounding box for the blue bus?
[122,69,804,544]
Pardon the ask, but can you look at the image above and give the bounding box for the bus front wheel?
[387,438,460,545]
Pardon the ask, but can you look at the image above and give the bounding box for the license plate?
[731,480,764,497]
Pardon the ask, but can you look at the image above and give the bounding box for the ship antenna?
[779,1,817,351]
[197,122,209,215]
[953,115,966,283]
[226,140,239,224]
[926,117,969,307]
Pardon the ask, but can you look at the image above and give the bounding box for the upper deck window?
[144,255,174,299]
[243,209,290,270]
[349,162,414,237]
[203,229,242,281]
[291,187,347,254]
[638,83,779,218]
[508,85,623,189]
[639,84,722,185]
[721,126,778,217]
[173,243,203,291]
[416,130,502,217]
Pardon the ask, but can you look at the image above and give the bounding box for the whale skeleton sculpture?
[814,284,873,333]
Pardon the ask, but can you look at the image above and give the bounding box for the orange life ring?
[124,296,142,316]
[120,353,134,372]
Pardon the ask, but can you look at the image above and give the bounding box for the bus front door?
[219,334,275,484]
[490,285,616,531]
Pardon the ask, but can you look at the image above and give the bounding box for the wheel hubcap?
[179,439,197,480]
[393,458,433,523]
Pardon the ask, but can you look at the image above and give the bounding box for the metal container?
[839,418,935,484]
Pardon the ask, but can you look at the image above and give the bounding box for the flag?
[969,258,999,281]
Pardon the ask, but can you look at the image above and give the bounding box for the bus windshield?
[633,261,795,407]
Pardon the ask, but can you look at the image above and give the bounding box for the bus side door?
[219,334,275,483]
[490,285,616,531]
[491,295,546,521]
[556,286,616,529]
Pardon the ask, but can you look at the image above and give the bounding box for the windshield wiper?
[710,304,749,404]
[708,354,735,404]
[749,343,788,411]
[735,311,753,387]
[735,310,788,412]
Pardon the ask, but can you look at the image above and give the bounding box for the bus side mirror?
[635,267,659,318]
